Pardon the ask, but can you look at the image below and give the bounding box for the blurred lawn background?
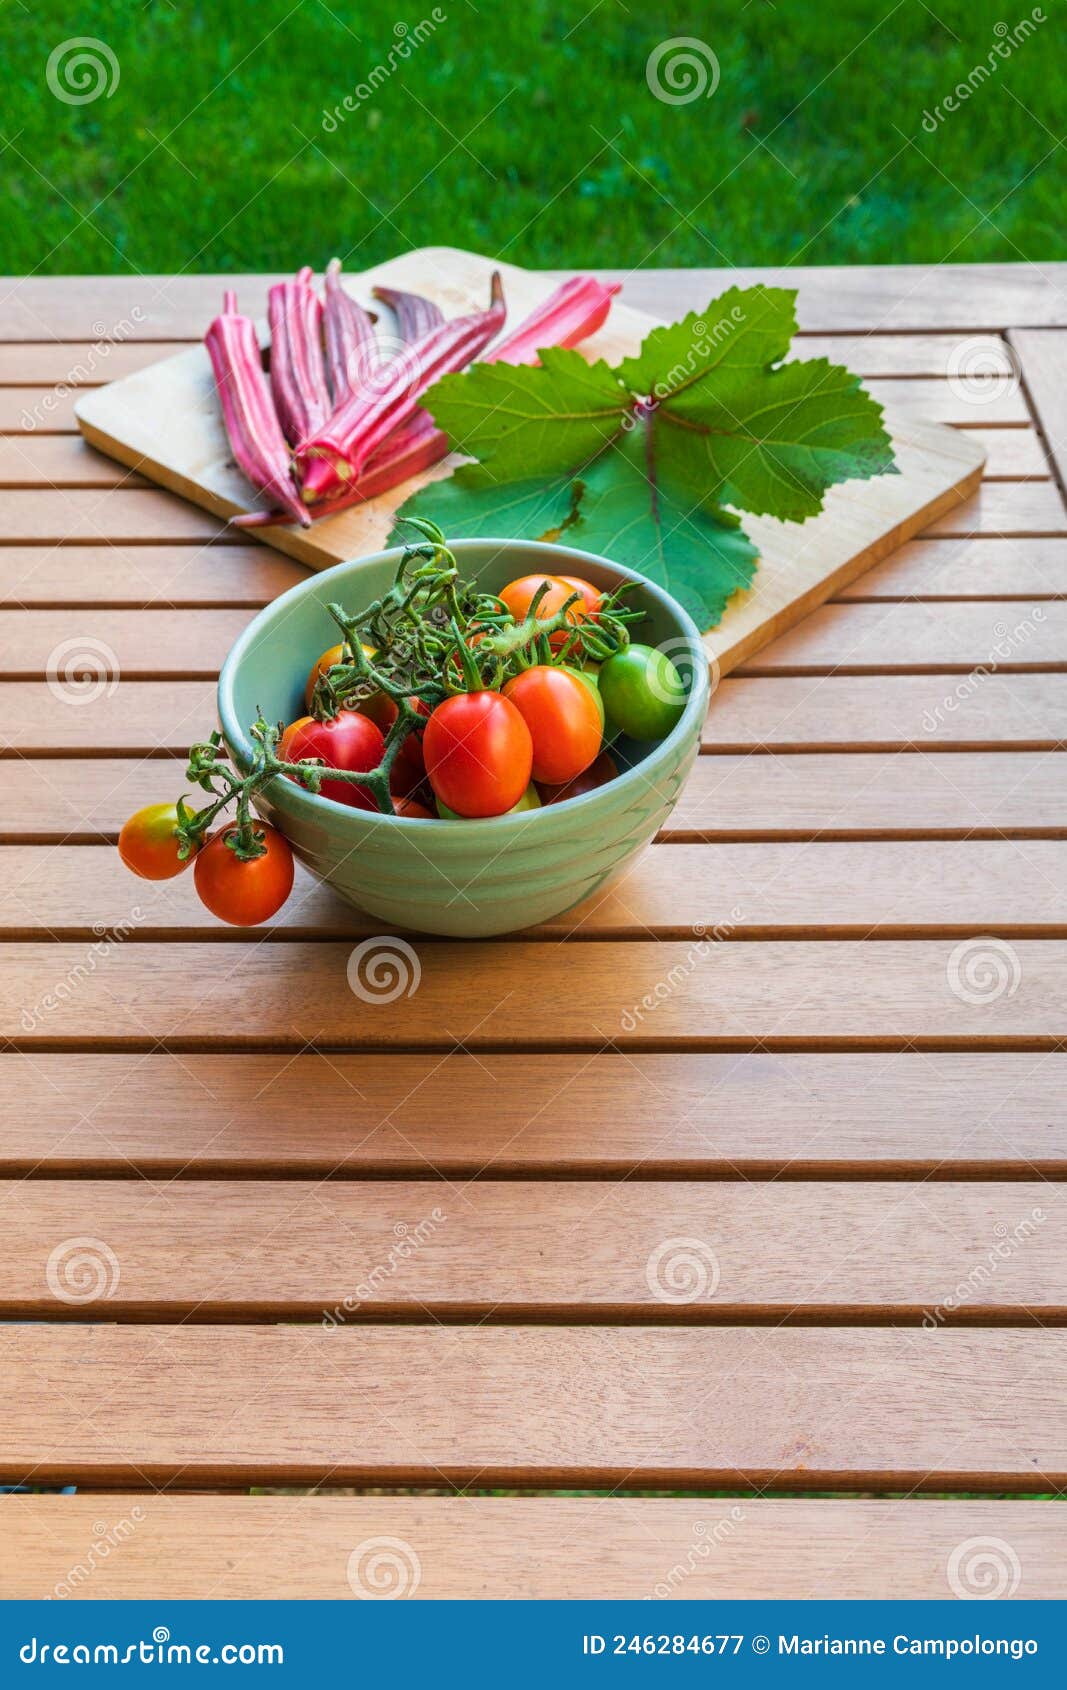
[1,0,1061,275]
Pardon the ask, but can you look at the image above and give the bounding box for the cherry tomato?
[556,574,602,618]
[498,574,589,651]
[194,823,295,927]
[118,803,191,881]
[502,665,602,785]
[393,795,435,819]
[423,691,533,818]
[437,783,541,820]
[304,641,376,711]
[538,751,619,806]
[598,643,687,741]
[279,711,384,810]
[352,693,430,793]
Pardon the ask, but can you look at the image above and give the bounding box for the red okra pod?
[324,257,380,405]
[267,266,331,447]
[298,272,506,505]
[204,290,311,528]
[485,275,620,367]
[230,410,448,528]
[371,284,444,343]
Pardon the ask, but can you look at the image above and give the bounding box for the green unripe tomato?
[437,783,541,820]
[598,644,687,741]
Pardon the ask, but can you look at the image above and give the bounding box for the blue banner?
[1,1601,1063,1685]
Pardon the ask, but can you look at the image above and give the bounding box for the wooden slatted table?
[0,264,1065,1602]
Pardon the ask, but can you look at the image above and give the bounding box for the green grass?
[0,0,1062,278]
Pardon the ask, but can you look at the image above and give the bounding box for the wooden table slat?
[1010,329,1067,491]
[1,1179,1058,1320]
[2,1495,1063,1600]
[0,544,304,608]
[3,264,1066,338]
[836,537,1067,600]
[4,674,1066,755]
[4,840,1067,941]
[5,601,1066,681]
[1,1324,1062,1487]
[5,752,1067,842]
[3,940,1066,1048]
[1,1050,1062,1177]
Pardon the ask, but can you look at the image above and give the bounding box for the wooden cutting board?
[75,246,985,674]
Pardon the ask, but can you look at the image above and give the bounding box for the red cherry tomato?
[423,691,533,818]
[538,751,619,806]
[278,712,384,811]
[117,803,191,881]
[352,694,430,794]
[502,665,602,785]
[194,823,295,927]
[499,574,589,651]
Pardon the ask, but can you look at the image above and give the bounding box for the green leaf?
[389,465,580,547]
[420,347,631,482]
[568,423,759,630]
[618,286,894,523]
[617,284,798,398]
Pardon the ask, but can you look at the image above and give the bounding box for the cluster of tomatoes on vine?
[117,520,688,927]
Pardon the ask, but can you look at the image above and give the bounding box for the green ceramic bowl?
[217,538,708,937]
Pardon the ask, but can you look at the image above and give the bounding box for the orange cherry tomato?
[304,641,376,711]
[502,665,602,785]
[556,574,602,618]
[193,823,295,927]
[498,573,589,651]
[118,803,191,881]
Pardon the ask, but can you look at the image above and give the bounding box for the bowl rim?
[217,536,710,837]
